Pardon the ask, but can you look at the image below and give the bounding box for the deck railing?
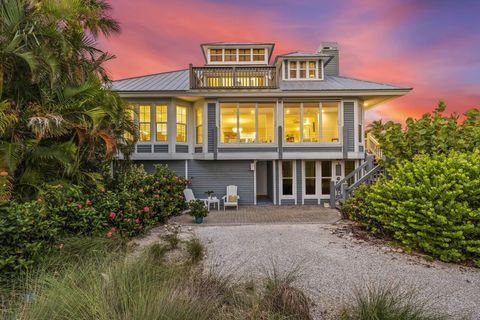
[366,132,383,160]
[189,65,278,89]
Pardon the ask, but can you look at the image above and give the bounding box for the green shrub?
[344,150,480,265]
[188,199,209,218]
[186,238,204,264]
[341,282,449,320]
[0,201,60,273]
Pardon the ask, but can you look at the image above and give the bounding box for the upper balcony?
[189,65,278,89]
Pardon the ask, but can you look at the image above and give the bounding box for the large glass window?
[195,106,203,144]
[176,106,187,142]
[321,102,339,142]
[220,103,274,144]
[224,49,236,62]
[258,104,274,143]
[305,161,316,195]
[239,104,256,143]
[155,105,167,142]
[124,106,135,141]
[284,103,301,143]
[210,49,222,62]
[239,49,251,61]
[253,48,265,61]
[321,161,332,195]
[220,103,237,143]
[138,105,151,142]
[288,61,318,79]
[284,102,339,143]
[303,103,319,142]
[282,161,294,196]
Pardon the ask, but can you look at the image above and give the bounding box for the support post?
[341,182,348,200]
[366,154,374,172]
[329,180,336,208]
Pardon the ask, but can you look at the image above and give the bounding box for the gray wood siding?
[283,146,341,152]
[207,103,216,153]
[154,145,168,153]
[323,50,339,76]
[296,160,302,204]
[175,145,189,153]
[343,102,355,152]
[187,160,254,205]
[218,147,277,153]
[281,199,295,205]
[137,160,186,177]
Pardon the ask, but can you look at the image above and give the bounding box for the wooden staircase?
[329,134,384,209]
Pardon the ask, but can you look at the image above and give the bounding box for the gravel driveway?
[194,223,480,319]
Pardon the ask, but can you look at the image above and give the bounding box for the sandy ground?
[194,223,480,319]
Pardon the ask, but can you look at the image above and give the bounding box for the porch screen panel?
[220,103,238,143]
[284,103,301,143]
[282,161,294,196]
[239,104,256,143]
[258,103,274,143]
[305,161,316,195]
[321,161,332,195]
[138,104,151,142]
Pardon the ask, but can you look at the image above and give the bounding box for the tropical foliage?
[368,102,480,163]
[0,164,187,273]
[344,104,480,266]
[0,0,135,201]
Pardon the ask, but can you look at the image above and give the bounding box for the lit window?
[210,49,222,62]
[299,61,307,78]
[220,103,274,144]
[195,106,203,144]
[138,105,151,142]
[321,103,339,142]
[124,106,135,141]
[220,103,237,143]
[176,106,187,142]
[321,161,332,195]
[284,102,339,143]
[305,161,316,195]
[309,61,317,79]
[239,104,256,143]
[289,61,297,79]
[282,161,294,196]
[239,49,251,61]
[283,103,301,142]
[253,48,265,61]
[224,49,236,62]
[303,103,319,142]
[155,105,168,142]
[258,104,274,143]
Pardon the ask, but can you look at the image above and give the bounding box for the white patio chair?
[183,189,208,211]
[222,185,240,210]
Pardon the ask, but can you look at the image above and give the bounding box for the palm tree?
[0,0,135,200]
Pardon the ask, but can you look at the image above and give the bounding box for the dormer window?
[287,60,321,80]
[224,49,236,61]
[206,47,269,64]
[210,49,222,62]
[239,49,251,61]
[253,49,265,61]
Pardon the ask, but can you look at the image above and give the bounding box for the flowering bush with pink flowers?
[1,164,188,273]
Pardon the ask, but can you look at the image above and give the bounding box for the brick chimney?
[318,42,339,76]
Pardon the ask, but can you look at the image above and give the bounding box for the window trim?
[155,104,168,143]
[283,59,324,81]
[195,105,203,145]
[219,102,276,146]
[279,160,296,201]
[283,102,341,145]
[175,105,188,143]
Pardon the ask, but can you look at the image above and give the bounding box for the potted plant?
[205,190,215,199]
[188,199,208,224]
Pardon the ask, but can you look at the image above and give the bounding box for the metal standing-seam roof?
[110,69,189,92]
[110,69,410,92]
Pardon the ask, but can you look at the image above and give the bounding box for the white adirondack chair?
[222,185,240,210]
[183,189,208,208]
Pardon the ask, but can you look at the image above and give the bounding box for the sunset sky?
[99,0,480,123]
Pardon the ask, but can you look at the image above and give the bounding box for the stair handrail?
[366,133,383,160]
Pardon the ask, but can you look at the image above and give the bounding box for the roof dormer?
[275,52,328,81]
[201,42,275,66]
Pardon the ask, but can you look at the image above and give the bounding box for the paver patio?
[170,205,342,225]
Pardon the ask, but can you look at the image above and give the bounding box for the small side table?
[208,196,220,211]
